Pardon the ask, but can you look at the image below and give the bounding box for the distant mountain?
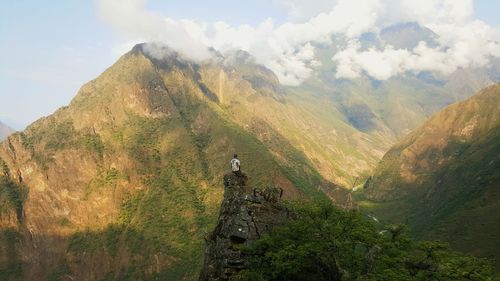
[380,22,439,49]
[0,121,14,140]
[306,22,499,139]
[362,83,500,268]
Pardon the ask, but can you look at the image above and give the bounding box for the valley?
[361,84,500,269]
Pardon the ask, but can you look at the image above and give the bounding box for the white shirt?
[230,158,240,172]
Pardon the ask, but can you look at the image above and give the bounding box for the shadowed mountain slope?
[362,83,500,268]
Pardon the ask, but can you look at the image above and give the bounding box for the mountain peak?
[380,22,438,49]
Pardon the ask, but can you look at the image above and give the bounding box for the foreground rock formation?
[199,172,292,281]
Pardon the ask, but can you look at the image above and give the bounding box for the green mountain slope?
[194,50,396,187]
[0,44,357,280]
[362,83,500,268]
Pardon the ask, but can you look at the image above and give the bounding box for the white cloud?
[265,43,322,86]
[96,0,500,85]
[333,20,500,79]
[96,0,212,61]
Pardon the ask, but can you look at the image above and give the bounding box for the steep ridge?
[362,83,500,268]
[0,121,14,140]
[0,44,350,280]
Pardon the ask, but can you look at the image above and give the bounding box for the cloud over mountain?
[96,0,500,85]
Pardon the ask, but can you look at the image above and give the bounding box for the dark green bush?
[0,177,28,221]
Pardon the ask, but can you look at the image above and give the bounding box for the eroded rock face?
[199,173,292,281]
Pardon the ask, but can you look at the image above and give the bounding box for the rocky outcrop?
[199,172,292,281]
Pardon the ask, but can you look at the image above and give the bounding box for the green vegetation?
[85,167,125,197]
[67,222,204,280]
[20,120,75,152]
[19,119,107,171]
[0,162,27,221]
[57,217,72,227]
[0,162,24,281]
[233,202,500,281]
[79,133,105,158]
[67,114,212,280]
[60,98,336,280]
[46,262,70,281]
[220,117,328,200]
[363,85,500,269]
[0,229,23,281]
[44,120,75,151]
[0,262,22,281]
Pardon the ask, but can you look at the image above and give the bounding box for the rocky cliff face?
[199,172,292,281]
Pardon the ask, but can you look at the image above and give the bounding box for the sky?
[1,0,500,129]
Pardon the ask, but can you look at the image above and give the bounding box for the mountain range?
[362,83,500,269]
[0,22,499,280]
[284,22,500,186]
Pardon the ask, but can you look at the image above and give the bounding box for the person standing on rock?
[230,154,241,176]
